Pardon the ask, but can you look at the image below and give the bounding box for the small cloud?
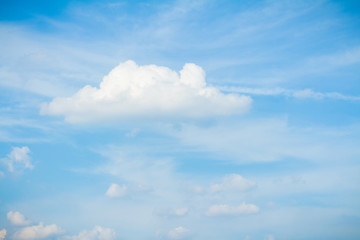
[206,203,259,216]
[154,207,189,218]
[167,226,190,239]
[105,183,127,198]
[7,211,31,226]
[64,226,116,240]
[1,146,33,173]
[210,174,256,193]
[0,229,6,240]
[12,222,63,240]
[41,60,251,123]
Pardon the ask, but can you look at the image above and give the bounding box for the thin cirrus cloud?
[41,60,252,123]
[206,203,259,216]
[7,211,31,226]
[222,87,360,101]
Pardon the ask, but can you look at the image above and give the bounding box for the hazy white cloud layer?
[7,211,31,226]
[1,147,33,173]
[64,226,116,240]
[12,222,63,240]
[41,60,251,123]
[206,203,259,216]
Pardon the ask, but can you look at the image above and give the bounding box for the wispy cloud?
[222,87,360,101]
[170,119,360,163]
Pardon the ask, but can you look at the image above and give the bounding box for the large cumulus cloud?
[41,61,251,123]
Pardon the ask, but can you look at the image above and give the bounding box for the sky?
[0,0,360,239]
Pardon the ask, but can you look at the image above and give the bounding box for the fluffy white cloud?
[1,146,33,173]
[210,174,256,193]
[64,226,116,240]
[105,183,127,198]
[206,203,259,216]
[12,222,63,240]
[7,211,31,226]
[0,229,6,240]
[167,226,190,239]
[41,60,251,123]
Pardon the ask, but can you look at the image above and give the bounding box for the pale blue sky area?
[0,1,360,240]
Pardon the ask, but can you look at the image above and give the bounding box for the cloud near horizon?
[41,60,251,123]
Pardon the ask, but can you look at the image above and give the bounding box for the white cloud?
[12,222,63,240]
[0,229,6,240]
[105,183,127,198]
[64,226,116,240]
[210,174,256,193]
[7,211,31,226]
[41,60,251,123]
[206,203,259,216]
[1,146,33,173]
[167,226,190,239]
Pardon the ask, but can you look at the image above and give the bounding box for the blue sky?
[0,0,360,239]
